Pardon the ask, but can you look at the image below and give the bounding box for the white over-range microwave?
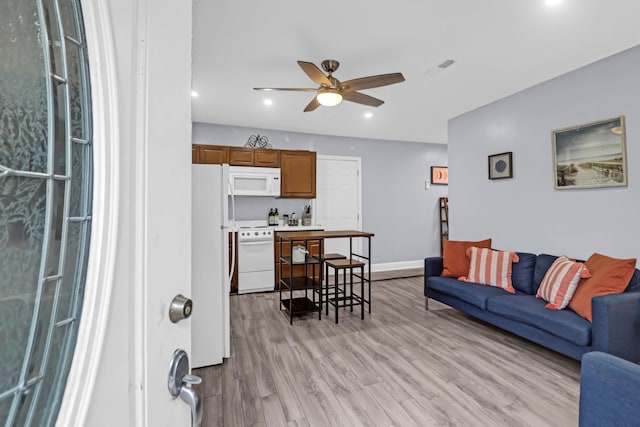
[228,166,281,197]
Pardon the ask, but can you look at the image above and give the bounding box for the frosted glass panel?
[0,0,93,425]
[0,0,48,173]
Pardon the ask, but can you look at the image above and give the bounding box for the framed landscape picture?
[488,152,513,180]
[431,166,448,185]
[552,116,627,190]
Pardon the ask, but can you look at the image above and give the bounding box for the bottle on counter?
[290,212,297,226]
[268,208,274,225]
[274,208,279,226]
[302,205,312,226]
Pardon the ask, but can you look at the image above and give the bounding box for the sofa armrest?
[424,257,443,278]
[591,292,640,362]
[424,257,444,298]
[579,351,640,427]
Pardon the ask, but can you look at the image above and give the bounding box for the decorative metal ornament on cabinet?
[245,134,272,148]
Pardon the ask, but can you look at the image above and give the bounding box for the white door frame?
[56,0,120,424]
[57,1,193,426]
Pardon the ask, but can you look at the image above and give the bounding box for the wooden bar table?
[277,230,374,324]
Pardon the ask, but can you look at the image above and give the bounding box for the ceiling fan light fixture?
[317,88,343,107]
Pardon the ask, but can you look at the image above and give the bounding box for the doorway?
[315,155,362,257]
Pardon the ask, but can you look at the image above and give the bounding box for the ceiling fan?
[254,60,405,112]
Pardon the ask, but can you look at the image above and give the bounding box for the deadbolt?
[169,294,193,323]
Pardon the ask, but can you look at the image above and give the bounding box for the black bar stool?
[325,258,366,323]
[319,253,347,314]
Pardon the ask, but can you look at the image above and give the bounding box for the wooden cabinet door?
[228,147,255,166]
[280,150,316,198]
[254,149,279,167]
[192,145,199,164]
[198,145,228,164]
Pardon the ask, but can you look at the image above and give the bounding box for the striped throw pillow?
[537,256,591,310]
[459,247,519,294]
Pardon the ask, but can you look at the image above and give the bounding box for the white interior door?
[315,156,363,257]
[132,2,194,426]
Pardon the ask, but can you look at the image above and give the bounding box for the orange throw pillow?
[568,253,637,322]
[441,238,492,278]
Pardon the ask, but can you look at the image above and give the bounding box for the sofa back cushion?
[511,252,537,294]
[627,269,640,293]
[533,254,559,294]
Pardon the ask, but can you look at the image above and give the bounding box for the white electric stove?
[235,221,275,294]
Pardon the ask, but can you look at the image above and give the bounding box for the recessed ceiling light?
[364,112,373,119]
[545,0,563,6]
[263,99,273,106]
[191,91,199,97]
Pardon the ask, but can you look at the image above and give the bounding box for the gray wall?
[193,124,449,265]
[448,45,640,260]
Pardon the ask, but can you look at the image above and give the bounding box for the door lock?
[169,294,193,323]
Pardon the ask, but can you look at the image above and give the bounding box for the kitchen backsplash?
[231,196,313,223]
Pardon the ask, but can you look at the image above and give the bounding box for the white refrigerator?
[191,164,233,367]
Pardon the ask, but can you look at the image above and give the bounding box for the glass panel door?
[0,0,93,425]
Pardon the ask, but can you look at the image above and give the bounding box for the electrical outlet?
[425,180,430,190]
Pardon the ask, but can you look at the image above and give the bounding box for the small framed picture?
[431,166,448,185]
[488,152,513,180]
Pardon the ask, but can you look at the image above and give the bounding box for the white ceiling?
[192,0,640,144]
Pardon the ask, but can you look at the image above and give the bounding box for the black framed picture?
[431,166,448,185]
[488,152,513,180]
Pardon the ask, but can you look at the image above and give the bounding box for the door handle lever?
[168,349,203,427]
[179,383,202,427]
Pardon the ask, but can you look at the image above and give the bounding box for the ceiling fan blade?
[342,91,384,107]
[303,97,321,112]
[253,87,317,92]
[341,72,405,92]
[297,61,332,87]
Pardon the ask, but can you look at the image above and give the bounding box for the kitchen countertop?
[273,225,324,232]
[276,230,374,240]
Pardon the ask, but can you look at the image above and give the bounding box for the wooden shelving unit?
[439,197,449,256]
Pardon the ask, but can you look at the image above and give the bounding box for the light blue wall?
[448,45,640,260]
[193,124,449,265]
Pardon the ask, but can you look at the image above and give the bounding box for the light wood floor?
[193,276,581,427]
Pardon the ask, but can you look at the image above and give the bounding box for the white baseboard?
[369,260,423,273]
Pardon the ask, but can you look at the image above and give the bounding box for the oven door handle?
[238,240,273,246]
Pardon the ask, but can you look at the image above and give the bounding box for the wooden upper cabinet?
[254,149,280,167]
[228,147,255,166]
[197,145,228,164]
[192,145,199,164]
[279,150,316,198]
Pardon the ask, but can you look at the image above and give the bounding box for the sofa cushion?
[533,254,559,293]
[441,238,492,278]
[537,256,591,310]
[512,252,537,294]
[627,269,640,293]
[427,276,512,310]
[487,294,592,347]
[569,253,637,322]
[460,247,519,293]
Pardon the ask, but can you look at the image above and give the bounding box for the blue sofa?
[579,352,640,427]
[424,253,640,362]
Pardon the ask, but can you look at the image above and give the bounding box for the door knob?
[169,294,193,323]
[168,349,203,427]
